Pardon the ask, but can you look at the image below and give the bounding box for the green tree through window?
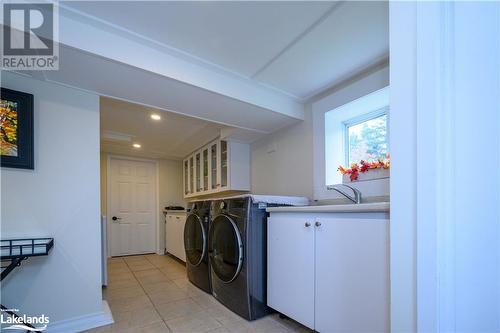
[347,114,387,165]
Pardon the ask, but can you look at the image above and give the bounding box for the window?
[344,109,388,166]
[320,86,389,188]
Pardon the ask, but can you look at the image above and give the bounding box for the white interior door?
[109,157,157,256]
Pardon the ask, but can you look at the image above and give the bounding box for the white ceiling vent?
[102,130,133,142]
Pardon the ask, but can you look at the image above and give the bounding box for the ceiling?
[44,45,300,134]
[62,1,389,100]
[64,1,333,81]
[100,97,226,159]
[12,1,389,153]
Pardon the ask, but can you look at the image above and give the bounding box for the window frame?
[343,106,389,166]
[312,83,390,201]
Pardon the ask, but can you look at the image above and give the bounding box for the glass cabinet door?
[195,152,201,192]
[210,143,218,190]
[203,148,209,191]
[184,159,189,195]
[189,156,194,194]
[220,140,228,188]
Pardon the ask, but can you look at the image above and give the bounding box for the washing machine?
[184,200,211,293]
[208,195,271,320]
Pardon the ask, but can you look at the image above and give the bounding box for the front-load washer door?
[209,214,243,283]
[184,213,206,266]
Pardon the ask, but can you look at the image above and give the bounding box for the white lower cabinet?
[267,214,315,328]
[165,212,186,261]
[267,212,389,333]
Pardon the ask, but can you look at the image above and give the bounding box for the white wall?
[100,152,108,215]
[157,158,185,253]
[251,65,389,201]
[0,72,103,325]
[158,158,185,209]
[251,106,313,198]
[446,2,499,330]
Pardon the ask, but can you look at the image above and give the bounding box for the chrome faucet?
[327,184,362,204]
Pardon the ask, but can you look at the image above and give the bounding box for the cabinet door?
[202,147,209,192]
[315,217,389,333]
[210,142,218,191]
[189,156,194,195]
[177,215,186,262]
[195,151,201,193]
[219,140,228,189]
[267,213,315,329]
[174,215,184,260]
[183,159,189,196]
[165,215,175,254]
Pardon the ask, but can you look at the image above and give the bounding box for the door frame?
[106,154,161,256]
[390,2,500,331]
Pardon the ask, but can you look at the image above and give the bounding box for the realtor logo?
[1,1,59,70]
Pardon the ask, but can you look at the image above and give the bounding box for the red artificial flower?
[338,155,390,181]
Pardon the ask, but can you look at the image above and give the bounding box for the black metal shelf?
[1,238,54,260]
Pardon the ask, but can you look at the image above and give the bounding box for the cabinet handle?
[315,221,322,227]
[305,222,311,227]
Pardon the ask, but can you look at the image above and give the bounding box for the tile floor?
[84,254,313,333]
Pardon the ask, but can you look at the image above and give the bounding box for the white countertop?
[266,202,390,213]
[217,194,310,206]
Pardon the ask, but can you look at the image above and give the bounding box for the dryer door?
[184,213,206,266]
[209,214,243,283]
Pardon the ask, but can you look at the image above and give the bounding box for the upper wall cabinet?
[183,139,250,198]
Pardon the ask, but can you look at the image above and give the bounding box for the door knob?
[315,221,322,227]
[305,222,311,227]
[112,216,121,221]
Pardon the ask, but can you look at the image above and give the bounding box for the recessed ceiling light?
[132,143,141,148]
[150,114,161,120]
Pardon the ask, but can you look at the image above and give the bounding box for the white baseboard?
[48,300,114,333]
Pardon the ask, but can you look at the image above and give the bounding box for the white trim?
[435,2,456,330]
[415,2,457,331]
[155,157,162,255]
[389,2,417,332]
[106,155,160,257]
[47,300,113,333]
[415,2,441,331]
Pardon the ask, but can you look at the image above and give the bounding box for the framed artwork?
[1,88,34,169]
